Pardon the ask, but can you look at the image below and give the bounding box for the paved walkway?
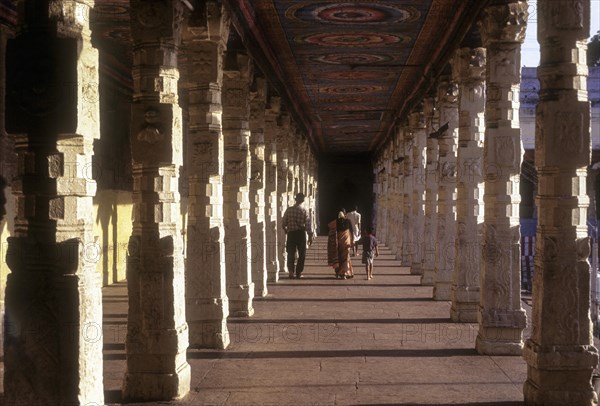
[103,237,529,405]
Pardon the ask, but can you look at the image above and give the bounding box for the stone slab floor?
[100,236,529,405]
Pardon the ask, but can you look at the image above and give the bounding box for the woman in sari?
[327,211,354,279]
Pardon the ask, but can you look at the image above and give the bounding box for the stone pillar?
[411,110,427,275]
[249,76,267,297]
[386,147,396,254]
[378,152,390,245]
[402,126,415,266]
[3,2,104,403]
[422,96,439,286]
[277,113,291,276]
[434,77,459,301]
[523,1,598,404]
[264,96,281,282]
[0,18,16,383]
[181,1,230,349]
[476,1,527,355]
[222,54,254,317]
[392,133,405,257]
[123,0,190,399]
[451,47,486,322]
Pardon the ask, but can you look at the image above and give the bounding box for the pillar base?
[523,340,598,405]
[187,297,230,349]
[451,286,479,322]
[188,320,230,349]
[450,303,478,322]
[229,302,255,317]
[411,263,423,275]
[256,287,268,297]
[421,269,435,286]
[433,282,451,300]
[475,331,523,355]
[123,363,191,402]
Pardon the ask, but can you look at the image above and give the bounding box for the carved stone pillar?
[451,47,486,322]
[476,1,527,355]
[523,1,598,404]
[434,76,459,301]
[388,143,399,255]
[222,55,254,317]
[378,151,390,245]
[180,1,230,349]
[276,113,290,276]
[249,77,267,297]
[4,2,104,403]
[264,96,281,282]
[393,132,405,257]
[402,125,415,266]
[411,110,427,275]
[422,96,439,286]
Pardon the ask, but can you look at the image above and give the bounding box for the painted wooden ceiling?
[86,0,486,156]
[227,1,486,156]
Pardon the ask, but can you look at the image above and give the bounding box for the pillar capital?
[478,1,528,46]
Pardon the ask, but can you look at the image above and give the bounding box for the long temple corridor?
[102,237,529,405]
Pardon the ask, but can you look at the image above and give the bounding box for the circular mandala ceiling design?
[286,2,420,25]
[299,31,409,47]
[311,53,393,65]
[319,85,384,94]
[319,70,393,81]
[319,96,381,104]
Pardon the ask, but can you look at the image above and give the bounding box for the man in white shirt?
[346,205,361,256]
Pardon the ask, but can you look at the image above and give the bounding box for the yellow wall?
[93,190,133,286]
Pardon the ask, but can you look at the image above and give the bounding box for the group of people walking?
[282,195,379,280]
[327,206,378,280]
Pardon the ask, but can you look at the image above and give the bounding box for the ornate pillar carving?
[222,53,254,317]
[411,109,427,275]
[524,1,598,403]
[476,1,527,355]
[276,112,291,277]
[264,95,281,282]
[123,0,190,399]
[422,96,439,286]
[451,47,486,322]
[402,125,415,266]
[249,76,267,297]
[4,1,104,403]
[434,77,459,300]
[180,2,230,349]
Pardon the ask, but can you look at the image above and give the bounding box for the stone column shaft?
[249,77,267,297]
[223,60,254,317]
[411,111,427,275]
[402,127,415,266]
[123,0,190,400]
[3,2,104,404]
[264,96,281,282]
[276,114,290,275]
[181,5,230,349]
[451,47,486,322]
[476,1,527,355]
[434,78,459,301]
[422,97,440,286]
[523,1,598,404]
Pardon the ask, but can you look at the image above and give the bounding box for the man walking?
[346,205,362,256]
[282,193,313,278]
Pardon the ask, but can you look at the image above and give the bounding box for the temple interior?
[0,0,600,405]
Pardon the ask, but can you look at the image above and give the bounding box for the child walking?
[361,226,379,280]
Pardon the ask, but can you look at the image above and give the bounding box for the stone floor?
[102,237,530,405]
